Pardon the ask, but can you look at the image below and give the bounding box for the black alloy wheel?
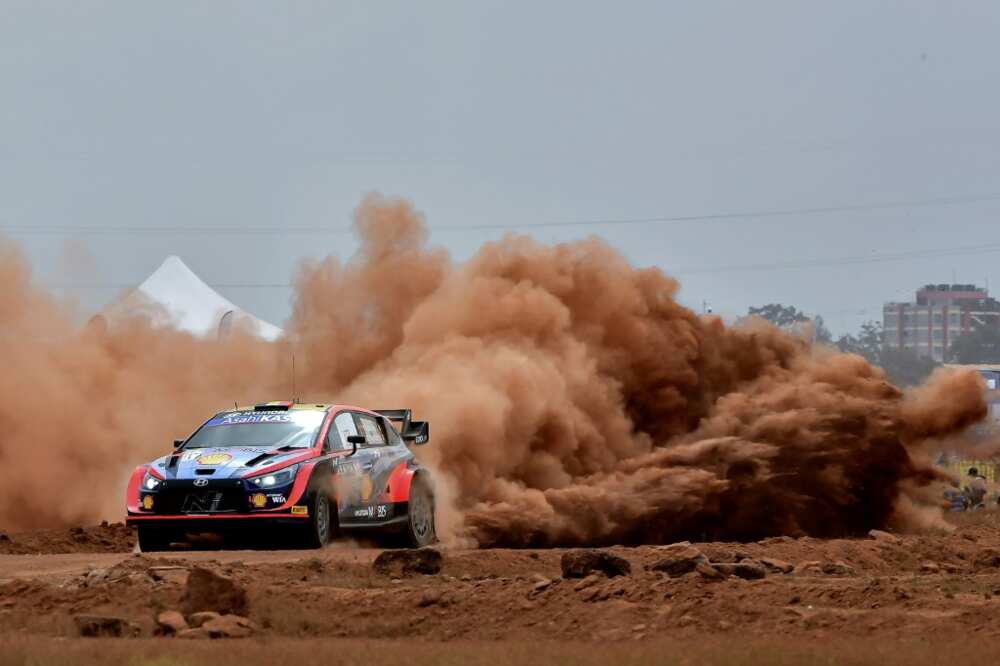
[405,476,436,548]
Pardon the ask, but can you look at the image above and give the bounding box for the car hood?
[148,446,313,480]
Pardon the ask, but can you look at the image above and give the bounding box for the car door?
[328,411,377,523]
[348,413,390,522]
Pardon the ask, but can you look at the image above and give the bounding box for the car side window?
[382,417,403,446]
[329,412,358,451]
[355,414,386,446]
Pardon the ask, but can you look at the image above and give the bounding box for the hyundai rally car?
[125,401,434,551]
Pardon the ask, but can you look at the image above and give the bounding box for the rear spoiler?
[376,409,430,445]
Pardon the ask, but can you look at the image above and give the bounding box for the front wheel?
[405,476,436,548]
[300,492,334,549]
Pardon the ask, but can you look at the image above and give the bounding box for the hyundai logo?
[193,478,209,487]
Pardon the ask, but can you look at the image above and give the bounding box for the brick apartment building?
[883,284,1000,361]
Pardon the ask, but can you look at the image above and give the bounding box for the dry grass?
[0,637,992,666]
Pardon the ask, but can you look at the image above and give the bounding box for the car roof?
[221,401,379,416]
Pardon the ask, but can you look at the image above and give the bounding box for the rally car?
[125,401,434,551]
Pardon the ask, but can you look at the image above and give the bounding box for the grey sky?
[3,1,1000,335]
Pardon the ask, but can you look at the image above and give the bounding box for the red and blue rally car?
[125,401,434,551]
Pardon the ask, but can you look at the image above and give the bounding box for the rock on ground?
[975,549,1000,568]
[177,615,255,640]
[373,548,443,577]
[560,550,631,578]
[794,560,856,576]
[188,611,221,628]
[74,615,140,638]
[713,560,768,580]
[182,567,248,616]
[695,562,726,581]
[759,557,794,574]
[650,544,708,577]
[155,610,188,636]
[869,529,902,545]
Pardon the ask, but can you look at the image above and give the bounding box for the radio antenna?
[291,352,298,403]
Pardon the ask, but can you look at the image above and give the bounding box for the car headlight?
[249,464,299,488]
[142,472,162,491]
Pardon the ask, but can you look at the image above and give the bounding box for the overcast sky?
[4,1,1000,335]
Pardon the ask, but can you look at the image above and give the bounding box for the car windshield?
[183,410,326,449]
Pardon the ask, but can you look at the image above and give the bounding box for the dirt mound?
[0,522,134,555]
[182,567,248,616]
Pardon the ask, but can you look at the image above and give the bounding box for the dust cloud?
[0,246,287,528]
[294,195,987,546]
[0,194,988,545]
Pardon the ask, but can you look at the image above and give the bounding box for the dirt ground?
[5,515,1000,664]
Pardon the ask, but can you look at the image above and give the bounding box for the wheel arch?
[387,463,433,503]
[302,458,339,510]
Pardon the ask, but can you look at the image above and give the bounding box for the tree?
[835,321,883,364]
[947,323,1000,364]
[748,304,809,328]
[835,320,938,386]
[748,304,832,343]
[812,315,833,344]
[880,347,940,387]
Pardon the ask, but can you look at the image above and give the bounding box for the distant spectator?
[963,467,988,509]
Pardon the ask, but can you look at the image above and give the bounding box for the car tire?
[136,525,172,552]
[404,475,436,548]
[300,492,334,549]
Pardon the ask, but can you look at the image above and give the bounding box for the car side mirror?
[346,434,365,456]
[173,439,185,449]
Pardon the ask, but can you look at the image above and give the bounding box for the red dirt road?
[4,516,1000,650]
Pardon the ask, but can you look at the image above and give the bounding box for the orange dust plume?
[291,194,988,546]
[0,194,987,545]
[0,244,287,529]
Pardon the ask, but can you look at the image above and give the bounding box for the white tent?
[98,256,284,341]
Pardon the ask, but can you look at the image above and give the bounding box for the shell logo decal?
[361,475,373,501]
[196,452,233,466]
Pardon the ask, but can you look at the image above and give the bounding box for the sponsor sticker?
[206,411,293,427]
[291,506,308,516]
[336,461,361,475]
[354,506,375,519]
[141,495,154,510]
[360,475,373,501]
[268,494,286,504]
[251,493,267,509]
[376,504,388,519]
[196,453,233,466]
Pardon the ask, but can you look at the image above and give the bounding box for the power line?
[42,239,1000,289]
[7,191,1000,236]
[43,283,293,289]
[676,242,1000,276]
